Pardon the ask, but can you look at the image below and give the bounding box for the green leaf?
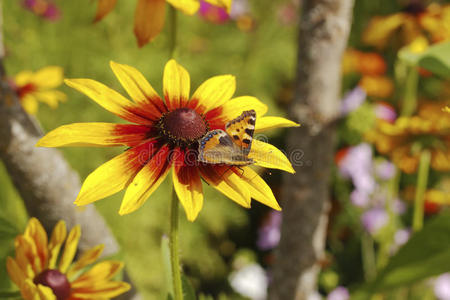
[182,274,197,300]
[399,42,450,78]
[371,213,450,291]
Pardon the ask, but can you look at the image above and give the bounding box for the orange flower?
[359,75,394,99]
[95,0,232,47]
[366,101,450,174]
[342,49,387,76]
[37,60,298,221]
[6,218,130,300]
[363,2,450,48]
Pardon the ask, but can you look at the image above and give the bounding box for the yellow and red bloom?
[37,60,298,221]
[11,66,66,115]
[6,218,130,300]
[95,0,232,47]
[363,2,450,48]
[366,101,450,174]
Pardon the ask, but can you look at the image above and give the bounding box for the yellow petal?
[134,0,166,47]
[163,59,191,110]
[36,284,56,300]
[94,0,118,22]
[119,146,172,215]
[31,66,64,89]
[21,95,38,115]
[25,218,48,272]
[67,245,104,278]
[255,116,300,133]
[74,141,155,206]
[190,75,235,113]
[200,165,251,208]
[205,96,268,126]
[59,225,81,273]
[48,221,67,269]
[166,0,200,15]
[204,0,232,13]
[172,150,203,222]
[14,70,33,86]
[15,236,39,277]
[109,61,166,118]
[362,13,407,48]
[64,79,151,124]
[22,279,40,300]
[34,91,67,108]
[238,167,281,210]
[6,257,26,286]
[71,261,124,288]
[72,281,131,299]
[249,140,295,174]
[37,123,149,148]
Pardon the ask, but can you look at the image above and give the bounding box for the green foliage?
[399,42,450,79]
[369,212,450,291]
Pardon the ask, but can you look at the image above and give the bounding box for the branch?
[269,0,354,299]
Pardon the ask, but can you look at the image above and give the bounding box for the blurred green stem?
[400,66,419,117]
[361,232,377,281]
[170,188,183,300]
[168,5,177,58]
[0,291,21,299]
[412,150,431,232]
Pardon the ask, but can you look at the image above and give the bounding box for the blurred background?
[0,0,449,299]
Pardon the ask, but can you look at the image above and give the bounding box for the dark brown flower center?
[158,108,208,146]
[34,269,71,300]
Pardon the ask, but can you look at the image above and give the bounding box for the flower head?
[363,2,450,48]
[95,0,232,47]
[37,60,298,221]
[6,218,130,300]
[198,0,230,24]
[327,286,350,300]
[10,66,66,115]
[22,0,61,21]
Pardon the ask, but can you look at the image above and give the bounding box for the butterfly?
[198,110,256,166]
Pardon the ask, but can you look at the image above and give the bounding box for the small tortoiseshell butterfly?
[198,110,256,166]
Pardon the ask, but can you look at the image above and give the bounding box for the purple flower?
[257,211,282,251]
[361,208,388,235]
[394,229,410,246]
[22,0,61,21]
[434,273,450,300]
[230,0,250,19]
[198,0,230,24]
[341,87,367,116]
[327,286,350,300]
[375,102,397,122]
[375,160,396,180]
[350,189,370,207]
[393,199,407,215]
[338,143,375,195]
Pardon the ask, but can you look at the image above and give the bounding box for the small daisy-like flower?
[10,66,67,115]
[95,0,232,47]
[37,60,298,221]
[363,2,450,48]
[366,101,450,174]
[6,218,130,300]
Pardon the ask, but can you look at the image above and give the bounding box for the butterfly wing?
[225,110,256,155]
[198,129,254,165]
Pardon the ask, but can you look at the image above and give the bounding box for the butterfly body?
[198,110,256,166]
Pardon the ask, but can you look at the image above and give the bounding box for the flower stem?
[0,291,22,299]
[401,66,419,117]
[170,187,183,300]
[412,150,431,232]
[361,232,377,281]
[168,5,177,59]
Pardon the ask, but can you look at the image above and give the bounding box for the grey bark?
[269,0,354,299]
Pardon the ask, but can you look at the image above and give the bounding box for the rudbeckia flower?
[6,218,130,300]
[37,60,298,221]
[363,2,450,48]
[366,101,450,174]
[10,66,67,115]
[94,0,232,47]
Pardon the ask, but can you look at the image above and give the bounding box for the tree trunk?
[269,0,354,299]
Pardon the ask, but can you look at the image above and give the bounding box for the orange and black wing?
[224,110,256,155]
